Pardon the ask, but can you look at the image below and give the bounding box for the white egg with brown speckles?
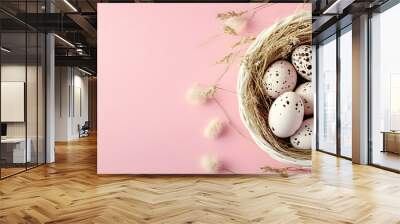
[290,118,313,150]
[268,92,304,138]
[295,82,313,115]
[291,45,312,81]
[263,60,297,99]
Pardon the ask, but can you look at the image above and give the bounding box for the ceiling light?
[323,1,341,14]
[1,47,11,53]
[78,67,93,76]
[54,34,75,48]
[63,0,78,12]
[323,0,355,15]
[76,48,85,55]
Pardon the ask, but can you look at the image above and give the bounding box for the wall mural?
[98,3,312,175]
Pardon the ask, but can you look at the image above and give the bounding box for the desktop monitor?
[1,123,7,137]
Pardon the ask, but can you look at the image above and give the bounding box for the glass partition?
[370,3,400,171]
[0,31,28,177]
[317,35,337,154]
[27,31,38,169]
[0,2,46,179]
[38,32,45,165]
[339,26,352,158]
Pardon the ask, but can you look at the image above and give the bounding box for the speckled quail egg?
[291,45,312,81]
[263,60,297,99]
[268,92,304,138]
[295,82,313,115]
[290,118,314,150]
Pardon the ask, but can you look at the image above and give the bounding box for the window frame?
[315,22,353,160]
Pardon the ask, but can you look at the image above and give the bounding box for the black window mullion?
[336,24,341,157]
[36,0,39,167]
[24,0,28,171]
[315,45,319,150]
[367,11,373,166]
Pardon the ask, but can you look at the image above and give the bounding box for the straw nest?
[238,12,312,167]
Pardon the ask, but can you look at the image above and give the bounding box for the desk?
[381,131,400,154]
[1,138,31,163]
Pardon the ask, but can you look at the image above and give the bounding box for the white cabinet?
[1,138,32,163]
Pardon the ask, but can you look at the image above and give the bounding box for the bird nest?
[237,12,312,167]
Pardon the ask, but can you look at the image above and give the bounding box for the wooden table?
[0,138,32,165]
[381,131,400,154]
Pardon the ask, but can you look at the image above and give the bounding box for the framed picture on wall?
[98,3,312,174]
[1,81,25,122]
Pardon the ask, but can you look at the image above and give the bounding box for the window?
[317,35,337,154]
[370,3,400,171]
[339,26,352,158]
[0,2,46,179]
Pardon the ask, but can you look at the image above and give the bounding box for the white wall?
[55,67,89,141]
[1,64,46,164]
[55,67,70,141]
[1,65,41,137]
[78,72,89,137]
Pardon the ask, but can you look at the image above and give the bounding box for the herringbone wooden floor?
[1,135,400,224]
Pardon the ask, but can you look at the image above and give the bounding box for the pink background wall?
[98,3,309,174]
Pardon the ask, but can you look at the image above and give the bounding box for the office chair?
[79,121,90,138]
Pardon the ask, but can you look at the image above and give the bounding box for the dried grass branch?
[232,36,256,49]
[217,11,247,20]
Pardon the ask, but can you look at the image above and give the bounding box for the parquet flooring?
[0,167,26,178]
[1,134,400,223]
